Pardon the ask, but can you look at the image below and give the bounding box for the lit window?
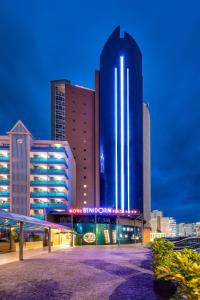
[83,184,87,188]
[83,193,87,196]
[83,201,87,205]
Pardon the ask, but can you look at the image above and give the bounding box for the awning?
[0,210,69,230]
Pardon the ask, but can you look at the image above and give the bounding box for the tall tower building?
[51,80,99,208]
[51,26,151,225]
[99,26,143,212]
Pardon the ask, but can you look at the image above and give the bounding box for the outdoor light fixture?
[114,67,118,210]
[120,56,125,212]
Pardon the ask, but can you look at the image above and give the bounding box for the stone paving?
[0,246,160,300]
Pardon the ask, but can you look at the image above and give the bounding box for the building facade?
[0,120,76,220]
[150,210,177,237]
[176,222,198,237]
[143,103,151,226]
[99,26,143,212]
[51,80,99,208]
[51,27,151,226]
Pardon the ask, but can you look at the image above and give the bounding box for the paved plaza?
[0,246,159,300]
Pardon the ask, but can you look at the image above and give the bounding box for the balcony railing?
[0,191,10,196]
[0,157,9,161]
[0,180,10,185]
[31,180,67,187]
[31,146,66,152]
[31,157,67,165]
[0,203,10,208]
[31,169,68,177]
[30,215,45,220]
[30,192,67,198]
[30,203,67,209]
[0,168,9,174]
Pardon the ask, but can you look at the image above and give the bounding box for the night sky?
[1,1,200,223]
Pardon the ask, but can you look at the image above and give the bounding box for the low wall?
[15,241,43,251]
[0,241,16,252]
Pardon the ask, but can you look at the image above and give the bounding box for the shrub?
[157,249,200,299]
[151,239,174,277]
[152,240,200,299]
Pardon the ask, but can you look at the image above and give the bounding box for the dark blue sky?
[1,0,200,223]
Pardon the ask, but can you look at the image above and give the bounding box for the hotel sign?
[69,207,140,215]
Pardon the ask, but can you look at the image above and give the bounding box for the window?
[84,158,86,161]
[83,167,87,170]
[83,184,87,188]
[83,149,87,152]
[83,193,87,196]
[83,176,87,179]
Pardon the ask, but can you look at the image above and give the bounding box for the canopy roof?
[0,211,68,230]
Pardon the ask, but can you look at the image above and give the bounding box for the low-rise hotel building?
[0,120,76,220]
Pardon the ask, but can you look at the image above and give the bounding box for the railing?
[31,157,67,164]
[30,192,67,198]
[31,180,67,187]
[0,168,9,173]
[31,147,66,152]
[0,157,9,161]
[0,191,10,196]
[31,169,68,176]
[0,203,10,208]
[0,180,10,185]
[30,203,67,209]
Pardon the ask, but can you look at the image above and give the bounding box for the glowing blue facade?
[100,26,143,211]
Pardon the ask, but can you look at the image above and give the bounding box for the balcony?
[30,203,67,209]
[31,147,68,156]
[0,146,9,150]
[31,180,67,187]
[31,157,67,166]
[0,156,9,162]
[0,203,10,208]
[0,180,10,185]
[30,215,45,220]
[0,168,9,174]
[31,169,68,177]
[0,191,10,196]
[30,192,68,199]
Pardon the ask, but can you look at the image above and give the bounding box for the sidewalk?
[0,245,71,265]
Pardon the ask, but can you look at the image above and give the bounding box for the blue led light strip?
[114,67,118,210]
[120,56,125,211]
[127,68,130,211]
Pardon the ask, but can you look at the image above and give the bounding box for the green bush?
[152,240,200,299]
[151,239,174,277]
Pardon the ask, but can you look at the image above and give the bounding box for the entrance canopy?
[0,211,71,261]
[0,210,68,230]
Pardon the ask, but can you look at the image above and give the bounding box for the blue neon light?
[114,67,118,210]
[120,56,125,211]
[127,68,130,211]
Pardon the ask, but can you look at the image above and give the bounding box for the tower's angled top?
[100,26,142,59]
